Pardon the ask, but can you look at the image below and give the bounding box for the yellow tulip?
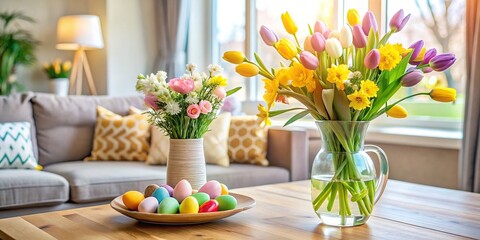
[54,62,61,74]
[235,63,259,77]
[386,105,408,118]
[274,38,298,60]
[63,61,72,71]
[430,87,456,102]
[281,11,298,35]
[222,51,246,64]
[347,9,361,26]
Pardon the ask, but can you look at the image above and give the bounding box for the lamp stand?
[69,48,97,95]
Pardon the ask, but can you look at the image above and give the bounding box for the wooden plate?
[110,193,255,225]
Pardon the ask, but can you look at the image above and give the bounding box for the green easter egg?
[157,197,179,214]
[215,195,237,211]
[191,192,210,206]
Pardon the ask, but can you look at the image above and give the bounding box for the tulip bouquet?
[223,9,457,223]
[136,64,240,139]
[43,59,72,79]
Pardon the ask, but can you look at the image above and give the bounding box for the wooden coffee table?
[1,180,479,240]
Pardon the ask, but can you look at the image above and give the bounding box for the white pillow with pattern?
[0,122,38,169]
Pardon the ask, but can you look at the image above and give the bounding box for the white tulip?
[329,30,340,40]
[325,38,343,58]
[339,26,353,48]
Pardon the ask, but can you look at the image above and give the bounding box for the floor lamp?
[56,15,104,95]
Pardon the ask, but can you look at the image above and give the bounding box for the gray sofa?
[0,92,309,218]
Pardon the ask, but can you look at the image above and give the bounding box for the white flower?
[186,63,197,73]
[191,72,203,82]
[181,74,193,80]
[208,64,223,76]
[200,72,208,79]
[185,92,199,104]
[194,80,203,92]
[156,71,167,83]
[165,101,181,115]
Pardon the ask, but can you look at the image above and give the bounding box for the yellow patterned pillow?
[85,106,150,161]
[228,116,269,166]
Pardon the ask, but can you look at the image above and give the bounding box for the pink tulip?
[352,25,367,48]
[187,104,201,119]
[389,9,411,33]
[364,49,380,69]
[213,87,226,99]
[304,35,315,53]
[311,32,326,52]
[314,20,328,34]
[422,67,433,73]
[259,26,278,46]
[409,40,424,64]
[199,100,212,114]
[299,51,319,70]
[168,78,194,94]
[323,30,331,39]
[362,11,378,35]
[144,94,160,110]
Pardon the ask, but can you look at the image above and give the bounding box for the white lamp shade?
[56,15,104,50]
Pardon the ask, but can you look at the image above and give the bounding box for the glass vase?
[311,121,389,227]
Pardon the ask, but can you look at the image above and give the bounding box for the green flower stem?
[313,182,333,210]
[327,183,338,211]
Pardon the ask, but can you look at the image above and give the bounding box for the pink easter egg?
[173,179,192,203]
[198,180,222,199]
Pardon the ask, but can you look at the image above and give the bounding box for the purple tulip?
[409,40,424,64]
[311,32,326,52]
[144,94,160,110]
[362,11,378,35]
[352,25,367,48]
[364,49,380,69]
[389,9,411,33]
[421,48,437,65]
[299,51,319,70]
[259,25,278,46]
[401,70,424,87]
[314,20,328,34]
[430,53,456,71]
[422,67,433,73]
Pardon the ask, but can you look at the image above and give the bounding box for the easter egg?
[122,191,144,211]
[179,196,199,214]
[138,197,158,213]
[152,187,170,204]
[199,200,219,213]
[173,179,192,203]
[220,183,229,195]
[157,197,179,214]
[160,184,174,197]
[198,180,222,199]
[144,184,160,198]
[215,195,237,211]
[191,192,210,206]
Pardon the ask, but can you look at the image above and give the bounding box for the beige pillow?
[228,116,269,166]
[143,111,232,167]
[85,106,150,161]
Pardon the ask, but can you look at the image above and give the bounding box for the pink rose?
[186,104,201,119]
[144,94,160,110]
[199,100,212,114]
[213,87,226,99]
[168,78,194,94]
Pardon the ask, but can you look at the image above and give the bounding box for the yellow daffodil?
[347,9,361,26]
[222,51,246,64]
[392,43,409,56]
[275,67,291,85]
[290,62,315,92]
[347,90,371,110]
[256,104,271,126]
[274,38,298,60]
[386,105,408,118]
[378,44,402,71]
[360,80,379,98]
[208,75,228,86]
[263,78,279,109]
[235,63,259,77]
[326,64,350,90]
[430,87,456,102]
[281,11,298,35]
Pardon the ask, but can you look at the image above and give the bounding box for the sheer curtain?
[154,0,190,78]
[460,0,480,192]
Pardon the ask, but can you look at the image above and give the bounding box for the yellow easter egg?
[179,196,199,214]
[220,183,229,195]
[122,191,145,211]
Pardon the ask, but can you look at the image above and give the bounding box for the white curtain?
[154,0,190,78]
[460,0,480,192]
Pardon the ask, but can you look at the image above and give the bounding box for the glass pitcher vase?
[311,121,389,227]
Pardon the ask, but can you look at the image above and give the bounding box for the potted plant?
[43,59,71,96]
[0,11,38,95]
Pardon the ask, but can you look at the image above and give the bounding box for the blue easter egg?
[152,187,170,204]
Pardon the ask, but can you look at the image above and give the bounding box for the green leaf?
[269,107,306,117]
[226,86,242,97]
[254,52,268,72]
[283,110,310,127]
[322,89,336,120]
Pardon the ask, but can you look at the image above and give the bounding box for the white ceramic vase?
[167,138,206,189]
[49,78,69,96]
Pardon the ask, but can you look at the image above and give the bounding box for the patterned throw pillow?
[0,122,37,169]
[85,106,150,161]
[228,116,269,166]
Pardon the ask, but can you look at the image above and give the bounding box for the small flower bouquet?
[223,9,457,226]
[135,64,240,139]
[43,59,72,79]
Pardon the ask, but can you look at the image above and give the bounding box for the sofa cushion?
[31,93,143,166]
[0,122,38,169]
[0,169,69,209]
[44,161,289,203]
[0,92,37,160]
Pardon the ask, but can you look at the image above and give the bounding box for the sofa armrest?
[266,127,309,181]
